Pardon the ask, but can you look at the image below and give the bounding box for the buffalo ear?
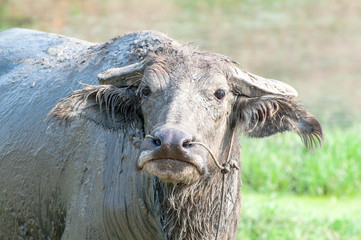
[233,95,324,149]
[47,84,140,129]
[49,61,146,129]
[228,65,323,149]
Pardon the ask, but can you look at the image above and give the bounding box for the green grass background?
[239,126,361,239]
[241,126,361,196]
[1,0,360,239]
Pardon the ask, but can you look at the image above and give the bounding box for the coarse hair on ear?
[47,84,141,129]
[48,62,147,129]
[227,65,323,149]
[232,95,324,150]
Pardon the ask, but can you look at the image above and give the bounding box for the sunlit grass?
[237,192,361,240]
[241,125,361,196]
[238,125,361,239]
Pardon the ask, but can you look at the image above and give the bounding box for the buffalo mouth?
[137,151,206,184]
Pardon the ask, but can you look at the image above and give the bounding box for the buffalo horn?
[230,66,298,98]
[97,62,145,87]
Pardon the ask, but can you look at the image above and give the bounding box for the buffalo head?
[49,40,323,185]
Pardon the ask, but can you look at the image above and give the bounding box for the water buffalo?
[0,28,323,239]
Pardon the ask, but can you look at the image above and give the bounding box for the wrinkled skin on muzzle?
[136,66,234,184]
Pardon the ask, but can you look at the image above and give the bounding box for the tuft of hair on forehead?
[144,41,235,75]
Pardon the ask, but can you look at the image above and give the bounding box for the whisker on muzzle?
[187,141,225,172]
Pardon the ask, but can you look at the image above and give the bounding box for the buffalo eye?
[142,86,151,97]
[214,89,226,101]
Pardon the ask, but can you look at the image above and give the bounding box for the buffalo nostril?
[182,140,193,148]
[153,129,194,149]
[153,138,161,147]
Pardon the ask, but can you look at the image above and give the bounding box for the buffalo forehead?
[143,66,229,94]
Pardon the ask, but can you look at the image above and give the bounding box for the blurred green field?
[238,125,361,239]
[241,125,361,196]
[1,0,360,239]
[238,192,361,240]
